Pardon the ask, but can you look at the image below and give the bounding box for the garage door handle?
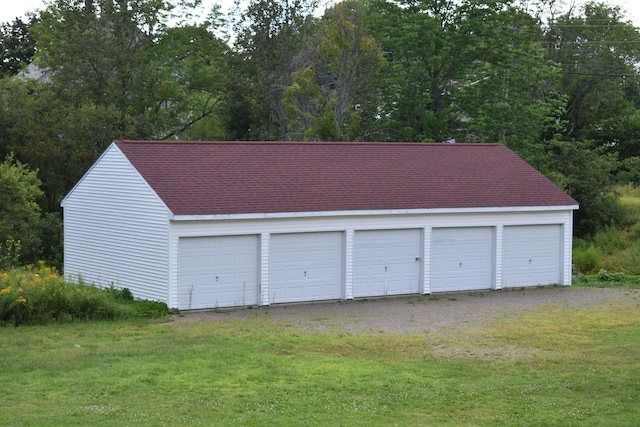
[304,270,307,277]
[415,257,421,262]
[459,262,462,268]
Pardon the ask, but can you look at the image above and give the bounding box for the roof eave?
[169,205,579,221]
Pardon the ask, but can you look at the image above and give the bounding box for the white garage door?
[270,232,343,304]
[353,229,422,297]
[431,227,493,293]
[503,225,562,287]
[178,235,259,310]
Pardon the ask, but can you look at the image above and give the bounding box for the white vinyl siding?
[177,235,259,309]
[353,229,421,297]
[430,227,494,292]
[62,145,170,302]
[270,232,343,304]
[502,225,562,287]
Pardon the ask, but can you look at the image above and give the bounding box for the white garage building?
[61,141,578,310]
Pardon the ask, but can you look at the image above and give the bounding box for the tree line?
[1,0,640,267]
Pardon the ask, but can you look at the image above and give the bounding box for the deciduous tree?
[230,0,318,140]
[544,2,640,156]
[0,154,43,266]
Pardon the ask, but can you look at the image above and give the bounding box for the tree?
[0,17,37,78]
[229,0,318,140]
[364,0,514,142]
[152,22,232,140]
[31,0,231,140]
[540,138,624,236]
[0,154,44,267]
[317,1,385,140]
[283,67,326,140]
[0,78,120,211]
[453,5,564,161]
[283,0,386,141]
[544,2,640,156]
[534,1,640,234]
[32,0,172,138]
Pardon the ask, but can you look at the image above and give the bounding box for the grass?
[1,293,639,426]
[2,191,639,424]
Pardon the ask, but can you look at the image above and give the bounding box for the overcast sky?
[1,0,640,27]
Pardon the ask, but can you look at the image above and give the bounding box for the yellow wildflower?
[0,287,11,295]
[17,296,26,303]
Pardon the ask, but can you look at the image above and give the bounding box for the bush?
[0,154,44,266]
[0,264,172,326]
[573,243,600,274]
[596,269,627,282]
[541,139,623,237]
[592,226,626,253]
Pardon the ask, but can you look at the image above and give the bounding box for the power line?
[562,71,638,78]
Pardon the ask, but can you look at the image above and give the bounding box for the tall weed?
[572,243,600,273]
[573,186,640,275]
[592,226,625,253]
[0,264,170,326]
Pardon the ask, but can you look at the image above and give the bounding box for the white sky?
[1,0,639,26]
[0,0,236,22]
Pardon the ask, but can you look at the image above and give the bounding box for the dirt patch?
[169,286,640,334]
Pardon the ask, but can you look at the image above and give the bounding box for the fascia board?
[170,205,579,221]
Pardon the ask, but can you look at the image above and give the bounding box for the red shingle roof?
[114,140,578,216]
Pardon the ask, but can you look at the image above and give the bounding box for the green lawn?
[1,294,639,426]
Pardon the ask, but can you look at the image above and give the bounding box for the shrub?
[614,243,640,275]
[0,239,22,270]
[592,226,626,253]
[0,154,44,266]
[573,243,600,274]
[596,269,627,282]
[0,264,171,326]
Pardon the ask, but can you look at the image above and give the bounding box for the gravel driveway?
[172,286,640,334]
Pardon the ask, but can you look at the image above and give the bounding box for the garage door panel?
[370,246,386,258]
[353,229,421,298]
[178,235,259,310]
[218,254,236,265]
[503,225,561,287]
[431,227,493,293]
[270,232,343,304]
[287,252,305,263]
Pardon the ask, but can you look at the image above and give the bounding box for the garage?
[502,224,562,287]
[430,227,494,293]
[63,140,578,308]
[270,232,344,304]
[177,235,259,310]
[353,229,422,297]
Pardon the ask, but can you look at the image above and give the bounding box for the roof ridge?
[115,140,503,147]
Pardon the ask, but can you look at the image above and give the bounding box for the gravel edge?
[169,286,640,334]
